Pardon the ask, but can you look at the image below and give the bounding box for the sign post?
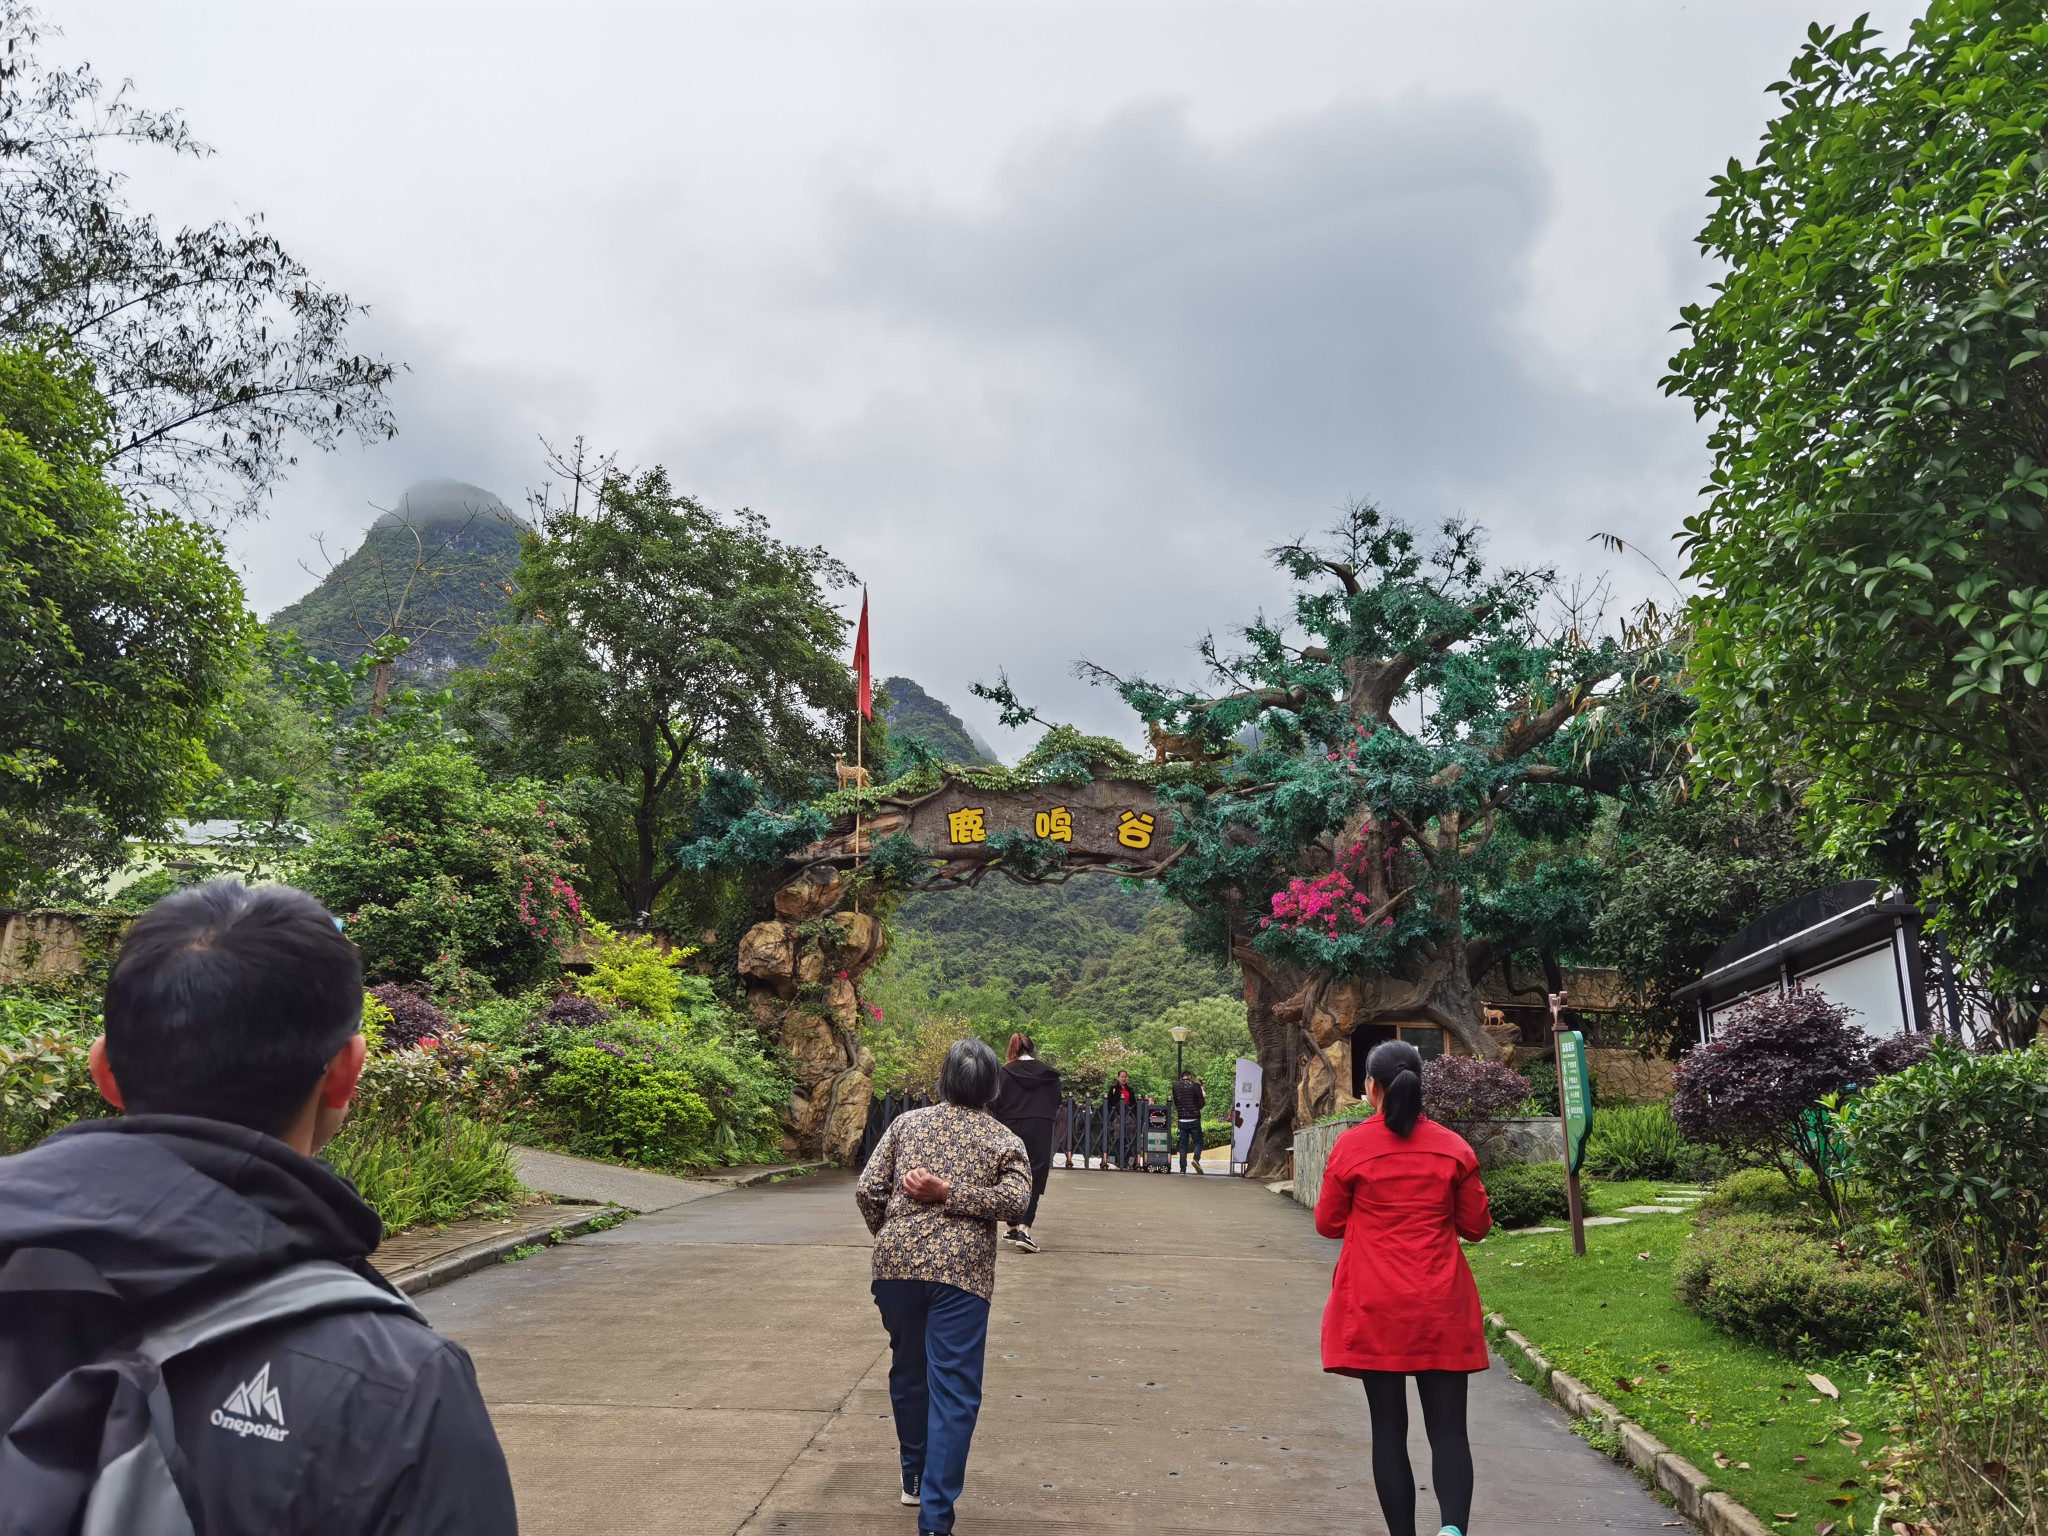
[1548,990,1593,1258]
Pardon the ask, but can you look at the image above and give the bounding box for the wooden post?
[1549,989,1587,1258]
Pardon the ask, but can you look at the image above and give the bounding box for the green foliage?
[0,989,104,1153]
[1847,1036,2048,1263]
[1589,797,1837,1051]
[324,1109,517,1232]
[1665,6,2048,993]
[455,458,856,925]
[1673,1211,1915,1356]
[0,343,251,901]
[1583,1102,1689,1181]
[299,741,585,991]
[571,922,686,1024]
[1484,1162,1573,1228]
[538,1044,714,1168]
[1699,1166,1824,1222]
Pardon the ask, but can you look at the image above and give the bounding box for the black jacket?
[993,1057,1062,1126]
[0,1116,516,1534]
[1171,1077,1207,1119]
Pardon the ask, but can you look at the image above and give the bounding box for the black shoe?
[900,1470,920,1507]
[1011,1230,1040,1253]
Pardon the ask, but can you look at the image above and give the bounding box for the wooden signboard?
[791,776,1176,880]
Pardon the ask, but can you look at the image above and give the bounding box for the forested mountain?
[267,479,526,683]
[879,675,996,767]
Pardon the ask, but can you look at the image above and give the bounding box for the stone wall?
[0,909,132,987]
[1503,1044,1675,1104]
[735,865,886,1166]
[1291,1113,1567,1209]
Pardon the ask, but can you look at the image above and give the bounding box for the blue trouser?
[872,1279,991,1533]
[1178,1118,1202,1169]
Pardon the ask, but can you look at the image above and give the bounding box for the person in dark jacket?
[990,1033,1061,1252]
[1171,1069,1207,1173]
[0,879,517,1534]
[1104,1069,1140,1169]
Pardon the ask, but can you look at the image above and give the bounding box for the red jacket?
[1314,1114,1493,1374]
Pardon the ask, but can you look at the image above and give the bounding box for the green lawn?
[1474,1178,1891,1530]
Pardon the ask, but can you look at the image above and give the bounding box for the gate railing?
[856,1091,1165,1170]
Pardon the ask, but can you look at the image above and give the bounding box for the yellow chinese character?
[1116,810,1156,849]
[947,808,988,845]
[1034,807,1073,842]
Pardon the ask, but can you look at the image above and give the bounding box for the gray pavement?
[423,1167,1678,1535]
[511,1147,733,1212]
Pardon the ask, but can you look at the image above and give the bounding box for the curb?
[1485,1312,1773,1536]
[702,1161,829,1189]
[387,1205,630,1298]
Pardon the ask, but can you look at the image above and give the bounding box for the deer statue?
[835,754,871,790]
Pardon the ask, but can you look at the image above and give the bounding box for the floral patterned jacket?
[855,1104,1033,1300]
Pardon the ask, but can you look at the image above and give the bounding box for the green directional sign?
[1557,1029,1594,1174]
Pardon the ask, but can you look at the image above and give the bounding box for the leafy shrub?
[326,1028,523,1229]
[1423,1056,1530,1123]
[1699,1166,1823,1221]
[299,741,585,991]
[324,1108,517,1232]
[1674,1211,1914,1355]
[1583,1102,1688,1180]
[571,922,685,1023]
[0,991,107,1153]
[1483,1162,1572,1228]
[540,1044,713,1167]
[541,992,610,1030]
[1847,1036,2048,1266]
[1671,990,1871,1221]
[1520,1059,1559,1116]
[1868,1030,1933,1076]
[359,990,392,1054]
[367,983,449,1051]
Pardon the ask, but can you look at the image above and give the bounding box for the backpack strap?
[69,1263,424,1536]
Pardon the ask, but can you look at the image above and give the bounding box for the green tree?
[0,342,248,899]
[1590,797,1837,1052]
[297,741,584,991]
[1665,5,2048,997]
[1078,505,1679,1173]
[0,4,397,520]
[456,454,856,925]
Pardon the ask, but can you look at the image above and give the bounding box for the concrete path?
[512,1147,736,1212]
[423,1168,1678,1535]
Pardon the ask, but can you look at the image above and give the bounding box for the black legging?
[1361,1369,1473,1536]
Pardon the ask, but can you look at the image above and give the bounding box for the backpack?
[0,1249,423,1535]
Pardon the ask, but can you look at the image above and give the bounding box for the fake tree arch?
[1065,507,1682,1176]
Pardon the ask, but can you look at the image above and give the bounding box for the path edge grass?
[1486,1310,1775,1536]
[388,1203,635,1296]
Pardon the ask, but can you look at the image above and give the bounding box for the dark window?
[1399,1026,1446,1061]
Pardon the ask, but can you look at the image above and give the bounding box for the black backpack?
[0,1248,420,1535]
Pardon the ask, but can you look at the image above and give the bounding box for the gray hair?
[938,1037,1002,1110]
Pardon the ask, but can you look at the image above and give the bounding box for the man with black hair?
[0,879,516,1533]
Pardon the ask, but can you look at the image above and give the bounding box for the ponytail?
[1364,1039,1426,1136]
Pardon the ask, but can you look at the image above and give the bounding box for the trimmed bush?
[1583,1101,1688,1180]
[367,983,450,1051]
[539,1044,715,1168]
[1674,1212,1915,1355]
[1699,1166,1824,1220]
[541,992,610,1030]
[1483,1162,1572,1228]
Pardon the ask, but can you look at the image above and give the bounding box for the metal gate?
[856,1090,1166,1171]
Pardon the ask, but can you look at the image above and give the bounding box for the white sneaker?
[900,1472,920,1506]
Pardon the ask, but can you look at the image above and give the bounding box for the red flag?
[853,587,872,720]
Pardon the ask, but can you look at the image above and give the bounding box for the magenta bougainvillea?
[1262,839,1393,940]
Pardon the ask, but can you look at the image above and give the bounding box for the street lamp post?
[1169,1022,1189,1080]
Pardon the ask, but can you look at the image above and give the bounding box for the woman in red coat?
[1315,1039,1493,1536]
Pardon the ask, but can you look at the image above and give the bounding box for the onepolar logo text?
[211,1361,289,1441]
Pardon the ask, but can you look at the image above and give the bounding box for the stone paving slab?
[423,1165,1679,1535]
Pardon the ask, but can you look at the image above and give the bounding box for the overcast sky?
[61,0,1916,753]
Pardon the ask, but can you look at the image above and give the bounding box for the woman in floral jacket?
[856,1038,1032,1536]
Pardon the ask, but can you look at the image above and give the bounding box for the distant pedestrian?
[1171,1068,1207,1173]
[855,1039,1031,1536]
[992,1032,1061,1252]
[1104,1070,1139,1169]
[1315,1039,1493,1536]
